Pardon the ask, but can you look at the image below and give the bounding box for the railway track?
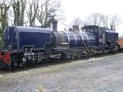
[0,51,122,74]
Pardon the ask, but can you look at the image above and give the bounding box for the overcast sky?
[57,0,123,36]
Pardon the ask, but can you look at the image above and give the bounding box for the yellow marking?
[72,49,87,52]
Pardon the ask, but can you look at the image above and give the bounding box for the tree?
[70,17,83,31]
[81,13,103,27]
[12,0,26,26]
[0,0,10,45]
[82,16,91,26]
[81,13,122,30]
[26,0,39,26]
[88,13,103,26]
[109,14,122,30]
[100,14,109,28]
[72,17,83,25]
[36,0,64,27]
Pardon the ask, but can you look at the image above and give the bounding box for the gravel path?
[0,53,123,92]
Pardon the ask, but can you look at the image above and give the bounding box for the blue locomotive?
[0,21,119,69]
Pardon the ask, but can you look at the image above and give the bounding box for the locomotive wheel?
[60,53,67,60]
[50,58,59,62]
[102,48,107,53]
[11,61,18,68]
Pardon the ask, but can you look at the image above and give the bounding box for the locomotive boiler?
[51,25,118,58]
[0,21,119,69]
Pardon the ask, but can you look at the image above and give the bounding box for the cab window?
[83,28,97,33]
[99,29,103,36]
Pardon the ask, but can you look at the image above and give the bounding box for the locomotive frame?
[0,21,119,69]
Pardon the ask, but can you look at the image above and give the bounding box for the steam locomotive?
[0,21,119,69]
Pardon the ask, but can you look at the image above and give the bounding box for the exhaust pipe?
[52,21,58,31]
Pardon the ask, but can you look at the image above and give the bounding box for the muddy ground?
[0,53,123,92]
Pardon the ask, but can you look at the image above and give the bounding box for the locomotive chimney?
[73,25,79,31]
[52,21,58,31]
[69,28,73,31]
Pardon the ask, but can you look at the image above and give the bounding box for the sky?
[57,0,123,36]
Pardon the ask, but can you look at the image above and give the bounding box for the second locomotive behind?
[0,21,119,69]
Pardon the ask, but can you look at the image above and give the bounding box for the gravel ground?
[0,53,123,92]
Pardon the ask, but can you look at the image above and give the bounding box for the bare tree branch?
[100,14,109,28]
[26,0,39,26]
[0,0,10,45]
[109,14,122,30]
[36,0,65,27]
[12,0,26,26]
[81,12,122,30]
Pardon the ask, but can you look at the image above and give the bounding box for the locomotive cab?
[82,26,98,46]
[82,26,107,46]
[82,25,119,52]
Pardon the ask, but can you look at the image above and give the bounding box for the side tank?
[4,26,51,50]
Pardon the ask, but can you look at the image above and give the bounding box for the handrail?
[76,32,90,52]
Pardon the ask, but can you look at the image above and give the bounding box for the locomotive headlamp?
[28,55,31,60]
